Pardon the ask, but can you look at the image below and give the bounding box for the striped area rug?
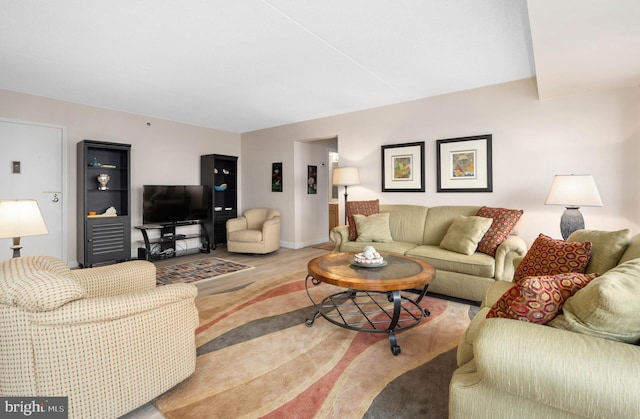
[155,257,255,286]
[154,270,477,418]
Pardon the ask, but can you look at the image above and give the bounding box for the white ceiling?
[0,1,637,133]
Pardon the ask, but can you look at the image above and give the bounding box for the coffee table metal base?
[305,275,430,355]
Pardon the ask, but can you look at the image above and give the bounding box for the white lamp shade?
[0,200,49,238]
[332,167,360,186]
[545,175,603,207]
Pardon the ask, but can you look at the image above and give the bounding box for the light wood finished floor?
[121,245,331,418]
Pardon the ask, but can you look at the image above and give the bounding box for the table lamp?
[0,199,49,258]
[544,175,603,240]
[332,167,360,224]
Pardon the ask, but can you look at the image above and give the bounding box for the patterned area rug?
[154,270,478,418]
[155,257,255,286]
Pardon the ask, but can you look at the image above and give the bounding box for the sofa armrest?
[71,260,156,297]
[226,216,248,234]
[29,283,198,326]
[470,318,640,418]
[493,235,527,281]
[329,225,350,252]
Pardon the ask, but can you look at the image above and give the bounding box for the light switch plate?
[12,161,20,174]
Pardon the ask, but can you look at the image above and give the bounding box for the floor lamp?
[0,200,49,258]
[544,174,603,240]
[332,167,360,224]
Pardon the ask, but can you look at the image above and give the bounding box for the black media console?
[135,221,210,261]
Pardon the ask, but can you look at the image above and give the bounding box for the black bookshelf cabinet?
[200,154,238,249]
[77,140,131,267]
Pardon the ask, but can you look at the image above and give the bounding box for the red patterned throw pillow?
[487,272,598,324]
[475,206,524,257]
[486,284,520,318]
[346,200,379,241]
[508,273,598,324]
[514,234,592,281]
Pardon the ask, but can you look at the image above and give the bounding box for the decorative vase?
[97,173,110,190]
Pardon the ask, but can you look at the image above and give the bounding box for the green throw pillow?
[567,229,630,274]
[440,215,493,255]
[354,212,393,243]
[548,258,640,344]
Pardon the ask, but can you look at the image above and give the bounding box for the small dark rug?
[155,257,254,286]
[154,270,476,418]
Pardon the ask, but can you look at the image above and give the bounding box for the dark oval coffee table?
[305,252,435,355]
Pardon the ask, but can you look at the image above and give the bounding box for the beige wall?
[0,89,240,265]
[242,78,640,247]
[2,76,638,260]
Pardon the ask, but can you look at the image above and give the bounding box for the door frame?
[0,117,68,262]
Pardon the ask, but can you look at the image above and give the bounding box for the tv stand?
[135,221,210,261]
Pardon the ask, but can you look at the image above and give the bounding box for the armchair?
[226,208,280,254]
[0,256,199,419]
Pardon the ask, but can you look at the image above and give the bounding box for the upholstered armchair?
[0,256,199,419]
[226,208,280,254]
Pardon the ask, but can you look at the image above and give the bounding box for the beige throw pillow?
[567,229,630,274]
[354,212,393,243]
[548,258,640,344]
[440,215,493,255]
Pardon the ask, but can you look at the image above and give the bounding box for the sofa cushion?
[440,215,493,255]
[354,212,393,243]
[619,233,640,264]
[475,206,524,257]
[228,229,263,242]
[379,204,429,244]
[514,234,591,281]
[6,270,85,312]
[406,245,495,278]
[422,206,481,246]
[346,200,379,241]
[508,273,598,324]
[567,229,630,274]
[340,240,418,255]
[548,258,640,344]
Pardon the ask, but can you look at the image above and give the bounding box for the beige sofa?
[330,204,527,301]
[0,256,199,419]
[450,231,640,418]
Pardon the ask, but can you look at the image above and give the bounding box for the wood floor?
[121,245,331,419]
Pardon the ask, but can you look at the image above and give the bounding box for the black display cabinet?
[200,154,238,249]
[77,140,131,267]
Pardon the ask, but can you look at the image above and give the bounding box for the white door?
[0,119,65,260]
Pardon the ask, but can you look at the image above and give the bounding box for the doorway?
[0,119,66,260]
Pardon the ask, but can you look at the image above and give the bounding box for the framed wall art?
[307,165,317,194]
[381,141,425,192]
[436,134,493,192]
[272,162,282,192]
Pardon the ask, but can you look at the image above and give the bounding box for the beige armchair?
[226,208,280,254]
[0,256,199,419]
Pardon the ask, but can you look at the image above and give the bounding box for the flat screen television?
[143,185,208,224]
